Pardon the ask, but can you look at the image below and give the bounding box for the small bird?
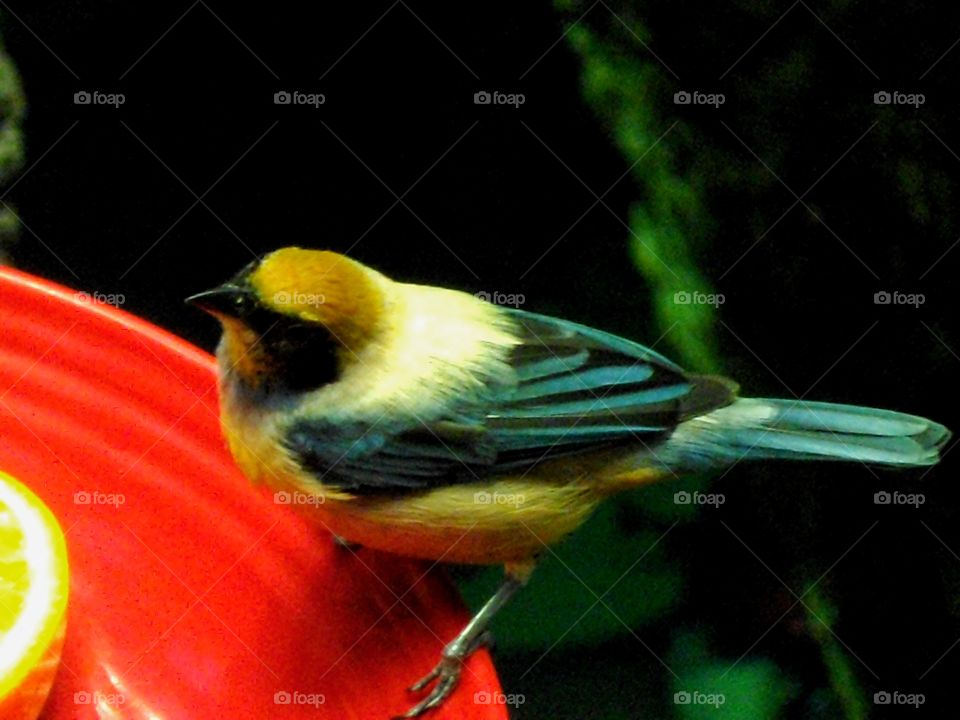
[188,247,950,717]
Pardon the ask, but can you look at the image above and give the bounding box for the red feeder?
[0,266,505,720]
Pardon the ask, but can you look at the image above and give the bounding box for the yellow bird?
[188,247,949,717]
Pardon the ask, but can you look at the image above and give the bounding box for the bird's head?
[187,247,387,393]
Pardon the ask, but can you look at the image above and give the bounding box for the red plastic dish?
[0,266,505,720]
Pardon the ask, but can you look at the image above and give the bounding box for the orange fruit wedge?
[0,471,69,719]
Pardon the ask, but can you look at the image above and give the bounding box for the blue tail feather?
[664,398,950,470]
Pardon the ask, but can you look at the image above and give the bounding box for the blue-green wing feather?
[283,309,733,493]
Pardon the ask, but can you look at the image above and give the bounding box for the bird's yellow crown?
[249,247,387,352]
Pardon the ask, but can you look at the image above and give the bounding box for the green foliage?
[670,630,796,719]
[804,587,867,720]
[0,28,24,261]
[566,22,721,373]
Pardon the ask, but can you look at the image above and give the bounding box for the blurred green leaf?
[669,631,797,719]
[566,21,722,373]
[0,28,24,262]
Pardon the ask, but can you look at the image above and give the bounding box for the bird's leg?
[400,560,535,718]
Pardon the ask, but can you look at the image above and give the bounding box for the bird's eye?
[232,292,255,316]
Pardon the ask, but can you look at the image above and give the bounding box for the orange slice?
[0,471,69,719]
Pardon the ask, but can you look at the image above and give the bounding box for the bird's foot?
[397,632,490,718]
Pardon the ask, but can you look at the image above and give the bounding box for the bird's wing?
[283,308,736,493]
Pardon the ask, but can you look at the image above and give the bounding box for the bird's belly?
[293,477,606,564]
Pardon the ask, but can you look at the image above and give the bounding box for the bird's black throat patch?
[244,307,341,394]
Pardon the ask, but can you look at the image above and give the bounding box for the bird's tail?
[664,398,951,470]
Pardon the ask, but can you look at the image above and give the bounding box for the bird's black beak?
[185,282,252,317]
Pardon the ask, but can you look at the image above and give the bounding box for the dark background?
[2,2,958,718]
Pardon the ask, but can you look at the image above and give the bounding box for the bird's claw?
[397,630,493,717]
[407,662,444,694]
[396,631,493,717]
[395,654,462,717]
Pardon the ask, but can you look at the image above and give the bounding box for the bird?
[187,247,950,717]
